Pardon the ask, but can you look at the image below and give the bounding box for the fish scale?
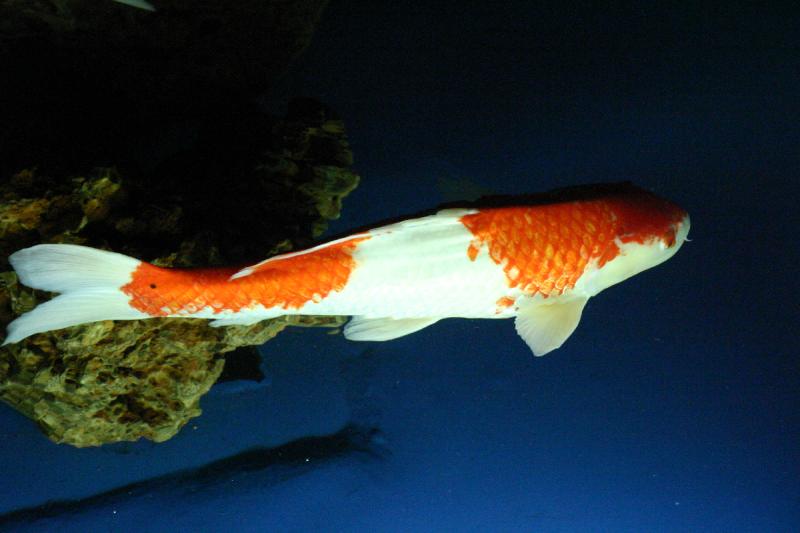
[121,238,366,317]
[459,202,618,297]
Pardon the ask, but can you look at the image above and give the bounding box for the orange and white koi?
[3,182,690,355]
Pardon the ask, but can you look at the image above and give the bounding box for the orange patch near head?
[122,237,368,317]
[495,296,516,314]
[460,202,620,297]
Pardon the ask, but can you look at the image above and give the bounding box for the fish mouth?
[659,214,691,251]
[676,214,691,244]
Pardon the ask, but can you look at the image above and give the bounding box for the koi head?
[612,185,690,250]
[577,184,690,295]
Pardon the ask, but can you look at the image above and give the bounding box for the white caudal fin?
[3,244,149,345]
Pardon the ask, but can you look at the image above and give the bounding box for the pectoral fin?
[344,316,439,341]
[514,297,588,356]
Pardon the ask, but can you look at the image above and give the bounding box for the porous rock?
[0,101,358,447]
[0,0,359,447]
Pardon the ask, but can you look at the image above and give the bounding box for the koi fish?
[3,182,689,355]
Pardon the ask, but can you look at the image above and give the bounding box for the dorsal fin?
[230,209,477,281]
[230,234,369,280]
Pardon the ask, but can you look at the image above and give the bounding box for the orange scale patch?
[460,202,620,297]
[122,237,368,317]
[122,264,243,317]
[495,296,516,314]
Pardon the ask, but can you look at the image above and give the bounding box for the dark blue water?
[1,2,797,531]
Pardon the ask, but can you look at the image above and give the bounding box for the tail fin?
[3,244,149,345]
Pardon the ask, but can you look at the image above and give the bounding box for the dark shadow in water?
[0,424,385,527]
[218,346,266,383]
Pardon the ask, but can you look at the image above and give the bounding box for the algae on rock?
[0,101,359,447]
[0,0,355,447]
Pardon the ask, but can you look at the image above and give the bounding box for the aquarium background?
[1,1,798,531]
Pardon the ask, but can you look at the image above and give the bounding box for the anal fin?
[514,297,588,356]
[344,316,439,342]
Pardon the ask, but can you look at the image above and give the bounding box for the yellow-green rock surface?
[0,0,358,446]
[0,0,361,447]
[0,103,358,447]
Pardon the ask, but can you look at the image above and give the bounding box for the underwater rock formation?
[0,102,358,447]
[0,1,359,446]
